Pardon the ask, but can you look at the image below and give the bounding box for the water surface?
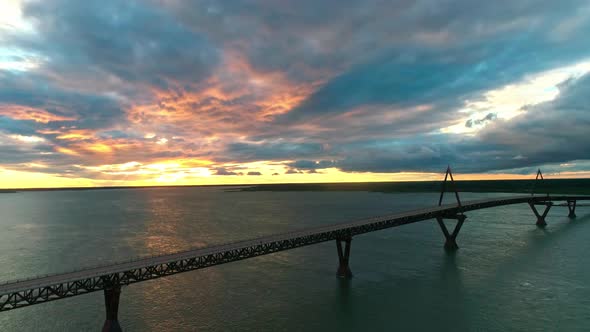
[0,187,588,331]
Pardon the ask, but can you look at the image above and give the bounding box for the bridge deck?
[1,194,588,311]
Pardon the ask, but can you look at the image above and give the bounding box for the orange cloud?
[56,130,95,140]
[126,52,318,140]
[84,143,113,153]
[53,138,140,159]
[56,146,79,156]
[0,104,76,123]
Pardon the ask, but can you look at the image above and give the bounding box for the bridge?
[0,168,588,331]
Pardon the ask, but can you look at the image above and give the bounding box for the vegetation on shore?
[1,179,588,195]
[240,179,590,195]
[0,189,18,193]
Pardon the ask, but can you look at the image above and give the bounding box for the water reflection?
[436,252,469,330]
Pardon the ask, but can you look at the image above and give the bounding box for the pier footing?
[567,200,577,219]
[336,237,353,279]
[102,286,122,332]
[529,202,552,227]
[437,215,466,251]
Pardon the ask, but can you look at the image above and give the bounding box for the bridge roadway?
[0,194,589,328]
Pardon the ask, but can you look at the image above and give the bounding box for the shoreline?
[0,178,588,195]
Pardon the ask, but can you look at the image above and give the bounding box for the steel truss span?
[1,194,588,314]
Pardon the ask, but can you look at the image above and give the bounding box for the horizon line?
[3,176,590,192]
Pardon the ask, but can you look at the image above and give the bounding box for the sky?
[1,0,590,188]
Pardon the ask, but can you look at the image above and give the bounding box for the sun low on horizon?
[1,0,590,189]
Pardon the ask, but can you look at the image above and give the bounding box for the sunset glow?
[1,0,590,188]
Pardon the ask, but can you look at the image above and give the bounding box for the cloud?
[213,167,240,176]
[1,0,590,183]
[335,72,590,173]
[474,72,590,170]
[224,142,328,162]
[160,0,590,85]
[275,32,590,128]
[0,70,124,131]
[15,0,220,90]
[247,171,262,176]
[287,160,334,170]
[225,70,590,176]
[466,113,497,128]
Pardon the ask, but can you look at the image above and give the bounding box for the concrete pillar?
[568,200,577,219]
[437,215,466,251]
[102,286,122,332]
[336,238,353,279]
[529,202,552,227]
[444,237,459,251]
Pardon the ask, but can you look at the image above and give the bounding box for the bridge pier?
[436,214,466,251]
[102,286,122,332]
[567,200,577,218]
[335,237,353,279]
[529,202,552,227]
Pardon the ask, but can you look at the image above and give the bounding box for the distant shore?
[0,184,246,193]
[1,179,589,195]
[0,189,18,193]
[239,179,590,195]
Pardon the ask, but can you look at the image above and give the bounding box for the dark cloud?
[161,0,589,84]
[213,167,240,176]
[0,116,39,137]
[0,69,124,133]
[333,138,459,173]
[287,160,335,170]
[285,160,336,174]
[474,73,590,170]
[335,73,590,173]
[224,142,328,162]
[466,113,497,128]
[0,143,53,165]
[96,130,139,140]
[247,171,262,176]
[276,32,590,126]
[17,0,220,90]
